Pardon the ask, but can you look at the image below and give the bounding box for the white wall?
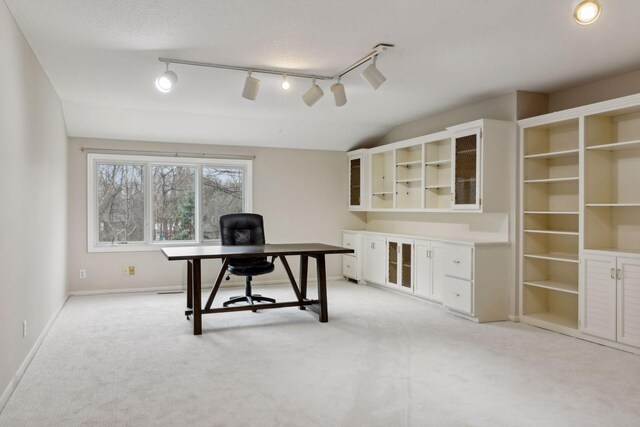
[67,137,366,293]
[0,0,68,408]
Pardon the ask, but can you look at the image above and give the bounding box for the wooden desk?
[161,243,354,335]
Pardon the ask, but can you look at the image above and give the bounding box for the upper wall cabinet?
[348,149,369,211]
[347,119,514,213]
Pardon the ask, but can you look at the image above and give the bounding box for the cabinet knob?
[453,260,461,264]
[453,292,460,297]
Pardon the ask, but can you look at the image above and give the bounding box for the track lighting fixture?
[242,71,260,100]
[573,0,601,25]
[155,64,178,93]
[302,79,324,107]
[331,79,347,107]
[281,75,290,90]
[155,43,393,106]
[361,56,386,90]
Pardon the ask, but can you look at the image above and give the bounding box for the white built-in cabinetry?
[348,119,514,212]
[519,92,640,353]
[343,230,510,322]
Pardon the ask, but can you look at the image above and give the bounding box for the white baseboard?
[67,276,343,297]
[0,295,69,413]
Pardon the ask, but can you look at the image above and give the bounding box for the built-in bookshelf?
[585,107,640,254]
[521,118,580,332]
[424,138,452,209]
[371,151,394,209]
[396,144,423,209]
[519,95,640,354]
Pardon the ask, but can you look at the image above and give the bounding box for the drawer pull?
[453,292,460,297]
[346,265,351,268]
[453,260,461,264]
[346,242,351,246]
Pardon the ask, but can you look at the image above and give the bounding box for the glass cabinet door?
[453,130,481,209]
[401,243,412,288]
[349,156,362,208]
[388,241,398,285]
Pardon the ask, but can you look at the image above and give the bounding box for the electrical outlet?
[23,320,27,338]
[79,269,86,279]
[128,266,136,276]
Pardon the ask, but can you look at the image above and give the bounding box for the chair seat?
[228,260,275,276]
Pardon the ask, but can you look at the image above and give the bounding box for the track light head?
[361,56,386,90]
[281,75,290,90]
[302,79,324,107]
[155,67,178,93]
[242,71,260,100]
[331,79,347,107]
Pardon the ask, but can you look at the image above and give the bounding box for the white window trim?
[87,153,253,253]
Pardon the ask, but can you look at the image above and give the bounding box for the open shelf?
[425,159,451,166]
[524,119,579,157]
[585,205,640,253]
[587,139,640,152]
[524,177,579,184]
[396,178,421,183]
[396,144,422,164]
[522,282,578,331]
[524,230,579,236]
[524,211,579,215]
[425,187,451,209]
[523,253,579,263]
[524,280,578,295]
[425,184,451,189]
[586,203,640,207]
[524,149,579,160]
[396,180,422,209]
[425,138,451,164]
[396,160,422,167]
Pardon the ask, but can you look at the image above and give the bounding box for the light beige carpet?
[1,281,639,426]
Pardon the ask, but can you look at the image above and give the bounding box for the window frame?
[87,153,253,253]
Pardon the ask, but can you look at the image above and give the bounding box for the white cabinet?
[344,230,510,322]
[414,240,447,302]
[362,235,386,285]
[347,119,513,213]
[341,232,361,281]
[348,150,368,211]
[386,238,413,291]
[581,253,640,348]
[451,127,481,210]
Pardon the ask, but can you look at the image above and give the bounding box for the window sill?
[88,241,222,253]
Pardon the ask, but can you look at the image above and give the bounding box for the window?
[88,153,252,252]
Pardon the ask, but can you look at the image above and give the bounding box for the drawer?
[343,233,358,255]
[443,277,473,315]
[445,245,473,280]
[342,255,356,279]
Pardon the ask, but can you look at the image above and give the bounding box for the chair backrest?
[219,213,266,246]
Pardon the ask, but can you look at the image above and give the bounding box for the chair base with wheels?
[223,275,276,308]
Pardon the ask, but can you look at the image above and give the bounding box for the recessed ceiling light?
[573,0,601,25]
[281,75,290,90]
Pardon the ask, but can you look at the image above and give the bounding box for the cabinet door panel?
[430,243,448,302]
[401,243,412,289]
[363,237,385,285]
[452,129,481,210]
[348,156,362,209]
[617,257,640,348]
[414,242,431,298]
[581,255,617,341]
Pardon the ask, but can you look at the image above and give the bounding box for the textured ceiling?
[5,0,640,151]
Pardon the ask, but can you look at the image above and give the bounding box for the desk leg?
[193,259,202,335]
[187,260,193,309]
[315,254,328,322]
[299,255,308,310]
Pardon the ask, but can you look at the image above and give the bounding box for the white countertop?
[343,229,510,246]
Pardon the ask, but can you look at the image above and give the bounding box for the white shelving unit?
[519,92,640,354]
[347,119,514,213]
[520,117,580,333]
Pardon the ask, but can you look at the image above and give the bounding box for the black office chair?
[219,213,276,308]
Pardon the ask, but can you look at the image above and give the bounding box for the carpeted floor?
[1,280,639,426]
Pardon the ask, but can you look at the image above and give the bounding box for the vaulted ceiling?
[6,0,640,150]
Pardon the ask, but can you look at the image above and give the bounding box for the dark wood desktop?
[162,243,354,335]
